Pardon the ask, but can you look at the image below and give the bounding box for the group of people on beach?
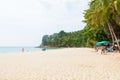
[96,43,118,54]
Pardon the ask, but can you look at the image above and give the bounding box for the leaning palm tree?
[84,0,120,52]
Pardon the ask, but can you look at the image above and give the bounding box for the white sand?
[0,48,120,80]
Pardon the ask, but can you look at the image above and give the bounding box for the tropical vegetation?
[84,0,120,50]
[41,0,120,49]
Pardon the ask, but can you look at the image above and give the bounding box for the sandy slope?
[0,48,120,80]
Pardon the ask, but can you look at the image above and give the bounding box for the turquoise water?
[0,47,42,53]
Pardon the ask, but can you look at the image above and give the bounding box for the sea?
[0,47,42,53]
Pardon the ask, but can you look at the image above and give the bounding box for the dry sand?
[0,48,120,80]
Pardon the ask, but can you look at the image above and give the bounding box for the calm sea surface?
[0,47,42,53]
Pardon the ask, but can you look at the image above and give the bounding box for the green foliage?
[41,26,110,48]
[41,30,85,47]
[41,0,120,48]
[84,0,120,46]
[85,0,120,27]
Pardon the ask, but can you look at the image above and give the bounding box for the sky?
[0,0,90,47]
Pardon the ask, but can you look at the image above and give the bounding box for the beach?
[0,48,120,80]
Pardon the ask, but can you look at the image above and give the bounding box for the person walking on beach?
[101,44,106,54]
[22,48,24,52]
[97,44,106,54]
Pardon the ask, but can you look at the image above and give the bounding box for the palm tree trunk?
[107,22,114,42]
[107,21,120,52]
[111,26,120,52]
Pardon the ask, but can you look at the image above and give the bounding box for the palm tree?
[84,0,120,52]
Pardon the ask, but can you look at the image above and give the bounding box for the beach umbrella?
[96,41,109,46]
